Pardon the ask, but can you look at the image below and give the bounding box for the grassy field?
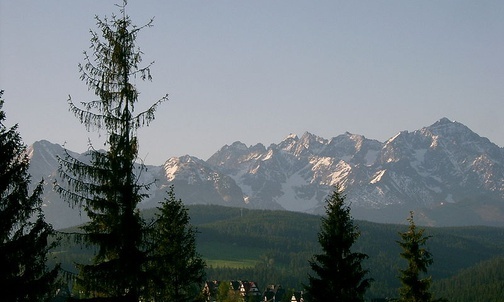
[197,241,262,268]
[204,259,258,268]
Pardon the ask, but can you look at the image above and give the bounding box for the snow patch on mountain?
[329,161,352,187]
[275,172,319,212]
[163,158,179,181]
[262,149,274,161]
[364,149,379,166]
[370,170,386,184]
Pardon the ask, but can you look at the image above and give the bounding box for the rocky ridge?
[28,118,504,228]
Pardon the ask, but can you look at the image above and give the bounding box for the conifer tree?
[0,91,59,302]
[396,212,445,302]
[146,186,206,302]
[55,2,167,300]
[306,186,372,302]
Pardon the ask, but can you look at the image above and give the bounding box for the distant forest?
[51,204,504,301]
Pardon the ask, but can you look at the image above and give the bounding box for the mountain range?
[27,118,504,229]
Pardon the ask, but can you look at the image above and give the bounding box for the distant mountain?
[28,118,504,229]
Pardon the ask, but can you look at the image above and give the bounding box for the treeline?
[432,256,504,302]
[52,204,504,301]
[181,204,504,301]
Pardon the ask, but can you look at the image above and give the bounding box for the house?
[240,280,262,299]
[290,291,304,302]
[262,284,286,302]
[203,280,262,302]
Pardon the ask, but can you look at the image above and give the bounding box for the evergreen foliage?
[395,212,445,302]
[432,256,504,302]
[52,1,190,300]
[0,91,59,301]
[146,186,206,302]
[305,186,372,302]
[53,204,504,301]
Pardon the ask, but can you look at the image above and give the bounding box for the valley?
[52,205,504,301]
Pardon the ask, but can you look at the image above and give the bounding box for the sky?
[1,1,503,165]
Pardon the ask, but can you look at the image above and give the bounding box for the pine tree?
[55,1,167,300]
[306,186,372,302]
[396,212,445,302]
[146,186,206,302]
[0,90,59,302]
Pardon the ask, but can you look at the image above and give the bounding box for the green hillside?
[432,256,504,302]
[53,205,504,301]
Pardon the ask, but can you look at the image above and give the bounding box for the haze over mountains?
[28,118,504,229]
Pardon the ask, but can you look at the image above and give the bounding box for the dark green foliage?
[0,91,59,301]
[194,206,321,289]
[146,186,206,302]
[53,205,504,301]
[196,208,504,301]
[306,187,372,302]
[395,212,444,302]
[432,256,504,302]
[54,1,167,300]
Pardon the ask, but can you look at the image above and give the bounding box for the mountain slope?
[206,118,504,224]
[28,118,504,228]
[432,256,504,302]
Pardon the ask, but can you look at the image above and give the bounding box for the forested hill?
[57,205,504,301]
[432,256,504,301]
[169,205,504,300]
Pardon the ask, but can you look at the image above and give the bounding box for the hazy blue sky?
[1,1,503,165]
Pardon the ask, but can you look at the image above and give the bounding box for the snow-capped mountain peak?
[28,118,504,228]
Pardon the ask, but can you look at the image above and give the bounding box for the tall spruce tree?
[396,212,445,302]
[306,186,372,302]
[55,2,167,300]
[146,186,206,302]
[0,91,59,302]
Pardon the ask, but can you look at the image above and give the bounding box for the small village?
[203,281,304,302]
